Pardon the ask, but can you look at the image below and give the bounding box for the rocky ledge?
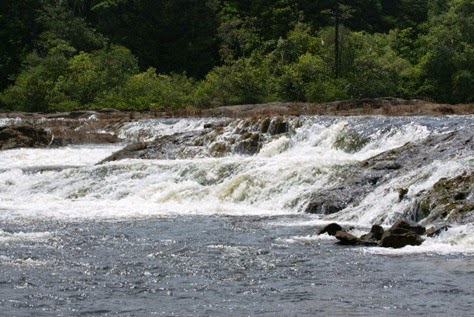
[302,129,474,225]
[1,98,473,151]
[0,124,51,150]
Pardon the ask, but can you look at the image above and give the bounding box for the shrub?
[193,57,273,107]
[98,68,194,110]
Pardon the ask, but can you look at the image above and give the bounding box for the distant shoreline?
[1,98,474,121]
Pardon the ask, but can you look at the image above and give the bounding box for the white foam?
[328,158,471,226]
[119,118,224,142]
[0,118,23,127]
[0,230,54,244]
[0,116,472,255]
[0,145,123,168]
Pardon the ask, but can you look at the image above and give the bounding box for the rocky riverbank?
[0,98,473,149]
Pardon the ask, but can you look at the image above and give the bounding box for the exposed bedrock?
[304,129,473,225]
[0,124,51,150]
[100,116,293,163]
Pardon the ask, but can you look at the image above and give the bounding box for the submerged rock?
[99,142,148,163]
[235,132,261,155]
[425,225,450,237]
[305,194,347,215]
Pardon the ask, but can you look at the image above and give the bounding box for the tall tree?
[418,0,474,102]
[0,0,43,90]
[92,0,220,78]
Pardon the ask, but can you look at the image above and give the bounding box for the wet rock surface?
[303,129,474,224]
[0,124,51,150]
[319,220,426,248]
[413,172,474,224]
[100,116,292,162]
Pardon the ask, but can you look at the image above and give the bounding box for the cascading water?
[1,116,470,221]
[1,115,473,316]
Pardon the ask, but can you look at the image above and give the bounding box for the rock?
[397,188,408,201]
[360,224,384,242]
[258,118,271,133]
[371,161,402,170]
[335,230,361,245]
[305,201,344,215]
[0,127,17,141]
[388,220,426,235]
[411,172,474,223]
[320,221,426,248]
[425,225,450,237]
[333,130,370,153]
[267,117,288,135]
[99,142,148,163]
[304,192,349,215]
[379,231,424,248]
[318,223,343,236]
[235,132,260,155]
[0,124,51,150]
[209,142,229,157]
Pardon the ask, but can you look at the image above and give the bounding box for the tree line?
[0,0,472,112]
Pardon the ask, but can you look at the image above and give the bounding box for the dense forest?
[0,0,472,112]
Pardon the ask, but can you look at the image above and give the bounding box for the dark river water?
[1,215,473,316]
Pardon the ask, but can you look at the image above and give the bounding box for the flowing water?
[0,116,473,316]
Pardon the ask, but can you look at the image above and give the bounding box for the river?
[0,115,473,316]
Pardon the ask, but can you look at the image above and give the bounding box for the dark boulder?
[0,124,51,150]
[235,132,261,155]
[360,224,385,242]
[335,230,361,245]
[318,223,343,236]
[267,117,288,135]
[305,192,348,215]
[319,224,379,246]
[379,231,424,248]
[388,220,426,235]
[320,220,426,248]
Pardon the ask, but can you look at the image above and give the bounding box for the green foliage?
[99,68,195,111]
[217,15,261,63]
[1,44,138,111]
[37,1,107,53]
[1,0,473,112]
[0,0,43,91]
[344,32,415,98]
[0,44,72,112]
[418,0,474,103]
[193,57,274,107]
